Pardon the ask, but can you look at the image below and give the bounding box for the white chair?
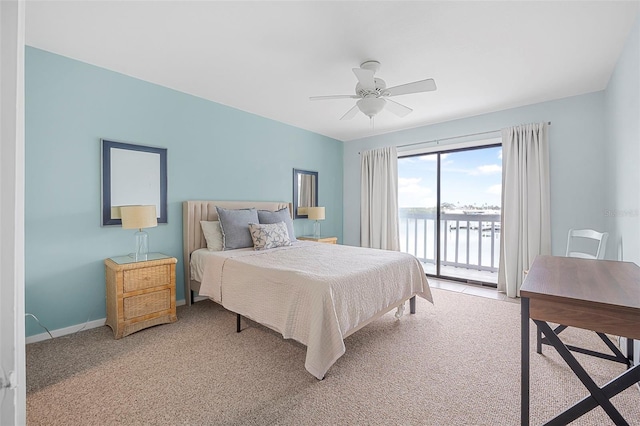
[537,228,611,355]
[565,228,609,259]
[522,229,609,280]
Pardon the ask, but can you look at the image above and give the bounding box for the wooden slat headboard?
[182,200,293,305]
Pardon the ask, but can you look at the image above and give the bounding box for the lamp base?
[313,221,321,239]
[134,230,149,261]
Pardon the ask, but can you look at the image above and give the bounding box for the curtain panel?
[360,146,400,250]
[498,122,551,297]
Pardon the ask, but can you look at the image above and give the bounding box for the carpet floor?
[26,288,640,425]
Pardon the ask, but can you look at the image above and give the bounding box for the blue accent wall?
[25,47,343,337]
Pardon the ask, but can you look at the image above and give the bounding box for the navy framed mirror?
[101,139,168,226]
[293,168,318,219]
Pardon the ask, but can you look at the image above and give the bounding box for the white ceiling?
[25,1,639,142]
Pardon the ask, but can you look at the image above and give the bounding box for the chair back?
[565,228,609,260]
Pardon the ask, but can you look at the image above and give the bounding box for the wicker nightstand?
[104,253,177,339]
[297,236,338,244]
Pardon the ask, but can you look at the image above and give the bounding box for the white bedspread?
[194,241,432,379]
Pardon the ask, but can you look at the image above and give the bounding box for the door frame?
[398,140,502,286]
[1,0,26,423]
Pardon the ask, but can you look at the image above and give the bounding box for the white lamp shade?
[357,97,386,118]
[120,205,158,229]
[307,206,325,221]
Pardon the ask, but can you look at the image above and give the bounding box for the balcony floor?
[421,263,498,285]
[428,277,517,303]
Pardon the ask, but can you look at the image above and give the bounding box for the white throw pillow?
[248,222,292,250]
[200,220,223,251]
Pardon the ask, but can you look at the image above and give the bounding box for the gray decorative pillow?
[248,222,292,250]
[257,207,296,242]
[216,207,259,250]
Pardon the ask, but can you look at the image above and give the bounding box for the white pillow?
[248,222,292,250]
[200,220,223,251]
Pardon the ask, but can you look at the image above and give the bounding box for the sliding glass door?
[398,144,502,285]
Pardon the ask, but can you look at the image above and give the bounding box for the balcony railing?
[399,211,501,275]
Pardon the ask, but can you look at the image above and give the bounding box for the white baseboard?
[26,298,190,344]
[26,318,107,344]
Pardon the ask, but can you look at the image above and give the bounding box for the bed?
[183,200,433,379]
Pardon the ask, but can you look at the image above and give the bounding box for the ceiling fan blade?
[384,99,413,117]
[309,95,359,101]
[352,67,376,91]
[385,78,437,97]
[340,105,360,121]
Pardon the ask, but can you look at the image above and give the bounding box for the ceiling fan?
[310,60,437,120]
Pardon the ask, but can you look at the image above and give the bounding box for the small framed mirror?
[293,168,318,219]
[101,139,168,226]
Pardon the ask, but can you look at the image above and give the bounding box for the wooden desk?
[520,255,640,425]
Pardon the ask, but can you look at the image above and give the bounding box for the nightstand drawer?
[123,289,170,319]
[123,265,170,292]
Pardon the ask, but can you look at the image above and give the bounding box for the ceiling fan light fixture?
[310,60,436,121]
[357,97,386,118]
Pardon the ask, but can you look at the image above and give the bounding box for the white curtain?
[498,123,551,297]
[360,146,400,250]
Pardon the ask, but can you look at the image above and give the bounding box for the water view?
[398,145,502,284]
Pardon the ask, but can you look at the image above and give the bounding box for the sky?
[398,145,502,210]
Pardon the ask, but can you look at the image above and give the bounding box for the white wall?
[604,13,640,264]
[343,92,607,257]
[604,12,640,369]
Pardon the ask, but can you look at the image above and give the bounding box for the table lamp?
[307,206,325,238]
[120,205,158,261]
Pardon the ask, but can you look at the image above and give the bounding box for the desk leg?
[535,320,629,425]
[537,326,542,354]
[544,364,640,425]
[627,338,634,368]
[521,297,530,426]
